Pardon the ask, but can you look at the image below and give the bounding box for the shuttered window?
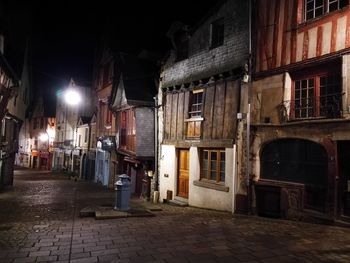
[186,89,204,139]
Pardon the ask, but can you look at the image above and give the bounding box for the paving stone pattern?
[1,167,350,262]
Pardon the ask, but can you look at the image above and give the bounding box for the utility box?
[114,174,131,211]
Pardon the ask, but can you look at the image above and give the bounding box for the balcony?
[280,93,343,122]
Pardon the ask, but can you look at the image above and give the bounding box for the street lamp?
[62,83,82,176]
[60,83,82,146]
[64,88,82,106]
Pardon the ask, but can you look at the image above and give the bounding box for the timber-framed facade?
[251,0,350,222]
[158,0,249,212]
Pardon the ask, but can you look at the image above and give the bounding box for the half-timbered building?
[110,52,157,199]
[158,0,249,211]
[251,0,350,222]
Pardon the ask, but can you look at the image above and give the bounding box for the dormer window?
[210,18,224,48]
[174,30,189,61]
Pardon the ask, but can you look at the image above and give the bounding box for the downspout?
[153,96,159,203]
[246,0,253,214]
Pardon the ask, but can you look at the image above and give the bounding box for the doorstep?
[167,196,189,207]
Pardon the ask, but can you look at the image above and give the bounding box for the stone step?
[168,198,188,207]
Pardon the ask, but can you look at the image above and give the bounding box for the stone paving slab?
[79,199,161,219]
[94,207,155,220]
[3,168,350,262]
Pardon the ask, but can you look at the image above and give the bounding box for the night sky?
[6,1,222,114]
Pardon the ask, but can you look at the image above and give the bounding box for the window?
[305,0,348,21]
[106,109,112,127]
[174,30,189,61]
[84,128,88,143]
[103,62,110,85]
[201,149,225,182]
[78,135,81,147]
[119,109,136,152]
[120,111,127,146]
[210,18,224,48]
[189,91,203,118]
[186,90,204,138]
[92,133,96,147]
[33,118,37,129]
[293,74,342,119]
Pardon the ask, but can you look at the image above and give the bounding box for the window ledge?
[184,117,204,122]
[193,180,229,192]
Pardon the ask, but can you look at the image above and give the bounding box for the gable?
[111,74,128,110]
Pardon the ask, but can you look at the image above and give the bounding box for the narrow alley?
[0,168,350,263]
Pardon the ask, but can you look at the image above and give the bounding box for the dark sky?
[7,1,222,113]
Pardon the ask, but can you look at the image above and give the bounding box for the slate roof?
[112,52,157,105]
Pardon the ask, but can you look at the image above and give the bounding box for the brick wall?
[161,0,249,87]
[135,107,155,157]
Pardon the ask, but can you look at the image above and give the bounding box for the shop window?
[200,149,225,183]
[261,139,328,212]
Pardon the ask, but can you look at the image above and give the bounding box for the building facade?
[0,8,31,186]
[110,52,157,199]
[93,44,118,188]
[24,97,55,169]
[251,0,350,222]
[52,79,93,175]
[158,0,249,211]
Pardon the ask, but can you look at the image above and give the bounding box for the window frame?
[210,17,225,49]
[186,89,204,139]
[119,109,136,152]
[189,89,204,118]
[290,62,342,120]
[200,149,226,183]
[84,127,88,143]
[304,0,348,21]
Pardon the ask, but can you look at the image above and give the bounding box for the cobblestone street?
[1,168,350,262]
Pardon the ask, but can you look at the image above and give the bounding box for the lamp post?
[62,84,82,175]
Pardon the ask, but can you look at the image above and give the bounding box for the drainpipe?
[246,0,253,214]
[153,96,159,203]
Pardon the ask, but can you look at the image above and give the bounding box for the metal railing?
[280,93,343,121]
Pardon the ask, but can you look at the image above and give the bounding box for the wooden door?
[177,149,189,198]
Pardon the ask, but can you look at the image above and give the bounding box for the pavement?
[1,167,350,262]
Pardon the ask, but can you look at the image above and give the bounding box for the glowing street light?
[64,88,82,106]
[39,133,49,142]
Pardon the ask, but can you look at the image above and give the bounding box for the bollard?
[114,174,131,211]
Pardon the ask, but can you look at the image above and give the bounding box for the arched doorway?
[260,139,328,213]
